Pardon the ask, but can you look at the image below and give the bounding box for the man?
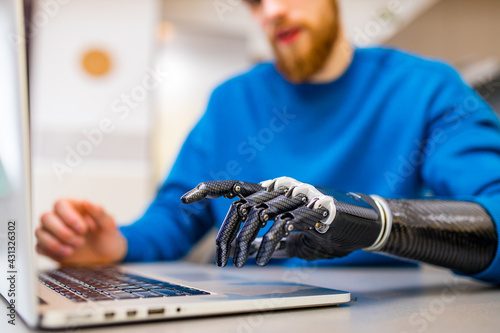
[35,0,500,282]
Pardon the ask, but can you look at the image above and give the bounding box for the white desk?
[3,264,500,332]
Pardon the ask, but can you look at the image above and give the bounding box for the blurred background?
[29,0,500,244]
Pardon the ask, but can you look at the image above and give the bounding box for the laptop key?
[159,283,179,289]
[143,285,164,290]
[153,289,185,296]
[168,286,209,295]
[89,296,114,301]
[108,291,140,299]
[182,290,210,295]
[133,291,164,298]
[124,289,144,293]
[120,285,140,290]
[125,275,164,285]
[138,283,159,288]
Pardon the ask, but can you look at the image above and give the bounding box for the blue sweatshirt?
[120,47,500,283]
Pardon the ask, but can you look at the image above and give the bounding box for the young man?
[35,0,500,282]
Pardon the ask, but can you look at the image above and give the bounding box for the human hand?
[182,177,387,267]
[35,199,127,265]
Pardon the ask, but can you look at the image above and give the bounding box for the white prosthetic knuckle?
[259,177,336,233]
[260,176,302,192]
[291,184,336,233]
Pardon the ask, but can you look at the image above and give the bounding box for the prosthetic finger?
[215,187,287,267]
[215,201,245,267]
[233,193,308,267]
[285,206,329,231]
[256,206,328,265]
[239,186,290,211]
[181,180,264,204]
[255,214,290,266]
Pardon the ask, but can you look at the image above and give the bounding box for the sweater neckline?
[269,47,359,90]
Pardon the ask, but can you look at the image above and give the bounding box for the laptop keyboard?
[38,266,210,303]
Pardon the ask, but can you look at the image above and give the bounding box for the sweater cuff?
[119,224,149,262]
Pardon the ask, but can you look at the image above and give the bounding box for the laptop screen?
[0,0,38,327]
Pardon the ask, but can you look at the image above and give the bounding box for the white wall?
[386,0,500,79]
[31,0,160,224]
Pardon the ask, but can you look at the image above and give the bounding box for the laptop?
[0,0,351,329]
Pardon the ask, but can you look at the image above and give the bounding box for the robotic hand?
[181,177,390,267]
[182,177,497,274]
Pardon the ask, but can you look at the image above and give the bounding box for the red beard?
[271,3,340,83]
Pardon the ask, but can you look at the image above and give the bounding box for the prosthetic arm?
[181,177,497,274]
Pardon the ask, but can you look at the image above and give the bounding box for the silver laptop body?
[0,0,350,329]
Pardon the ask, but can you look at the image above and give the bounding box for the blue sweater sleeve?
[119,94,220,262]
[420,63,500,283]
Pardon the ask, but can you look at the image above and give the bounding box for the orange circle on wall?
[81,49,113,77]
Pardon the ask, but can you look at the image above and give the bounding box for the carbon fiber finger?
[239,186,288,212]
[215,201,245,267]
[233,193,308,267]
[262,193,308,217]
[255,214,290,266]
[233,208,263,267]
[181,180,239,204]
[181,180,263,204]
[235,181,267,197]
